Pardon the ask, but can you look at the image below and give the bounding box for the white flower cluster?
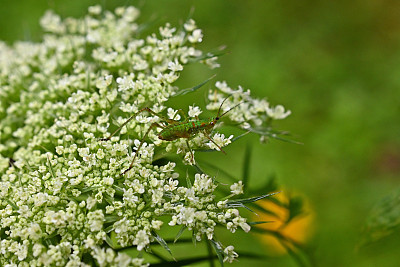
[0,5,284,266]
[0,137,246,265]
[168,174,250,241]
[206,81,291,128]
[0,6,276,266]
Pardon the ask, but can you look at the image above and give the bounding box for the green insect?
[102,95,240,174]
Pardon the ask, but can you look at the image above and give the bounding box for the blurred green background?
[1,0,400,266]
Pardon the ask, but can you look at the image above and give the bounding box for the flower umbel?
[0,5,291,267]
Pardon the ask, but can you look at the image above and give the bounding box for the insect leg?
[122,122,163,175]
[203,131,226,154]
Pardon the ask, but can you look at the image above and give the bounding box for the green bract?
[0,5,290,266]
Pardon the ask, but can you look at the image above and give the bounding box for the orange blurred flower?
[252,192,314,255]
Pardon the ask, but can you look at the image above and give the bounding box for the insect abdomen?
[158,120,210,141]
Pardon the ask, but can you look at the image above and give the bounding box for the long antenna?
[219,101,243,118]
[216,94,233,117]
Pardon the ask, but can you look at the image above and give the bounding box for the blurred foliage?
[1,0,400,266]
[361,189,400,245]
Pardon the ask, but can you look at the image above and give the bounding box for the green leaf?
[227,192,280,205]
[174,226,187,243]
[192,233,197,247]
[46,154,55,180]
[361,189,400,245]
[205,236,216,267]
[104,215,120,223]
[112,185,125,196]
[160,237,192,245]
[104,195,115,205]
[105,234,116,249]
[5,199,18,210]
[104,225,114,233]
[151,230,175,260]
[209,239,224,267]
[81,186,101,193]
[227,202,256,213]
[185,169,192,188]
[173,74,216,97]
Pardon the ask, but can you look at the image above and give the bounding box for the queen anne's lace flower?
[223,245,239,263]
[230,181,244,195]
[266,104,292,119]
[0,5,290,266]
[188,105,202,117]
[188,29,203,43]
